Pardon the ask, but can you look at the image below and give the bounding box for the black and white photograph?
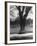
[5,2,36,44]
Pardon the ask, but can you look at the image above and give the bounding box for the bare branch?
[24,7,32,18]
[16,6,20,10]
[22,6,25,14]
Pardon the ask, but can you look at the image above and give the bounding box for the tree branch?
[22,6,25,14]
[24,7,32,18]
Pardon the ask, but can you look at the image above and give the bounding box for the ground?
[10,24,33,40]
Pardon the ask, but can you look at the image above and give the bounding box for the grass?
[10,24,33,40]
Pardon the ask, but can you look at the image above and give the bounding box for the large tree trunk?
[18,6,25,33]
[16,6,32,34]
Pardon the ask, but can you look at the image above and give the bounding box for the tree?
[16,6,32,34]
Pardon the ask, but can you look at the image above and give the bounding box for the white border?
[7,3,35,44]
